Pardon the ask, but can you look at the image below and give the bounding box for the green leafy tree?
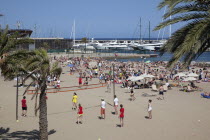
[54,39,61,49]
[154,0,210,67]
[81,37,88,53]
[1,49,62,140]
[41,42,50,51]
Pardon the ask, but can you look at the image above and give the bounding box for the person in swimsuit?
[101,99,106,119]
[119,104,124,127]
[114,95,119,115]
[130,87,136,101]
[78,76,82,86]
[57,78,60,89]
[107,79,111,93]
[21,96,27,117]
[158,85,164,100]
[76,103,83,124]
[83,77,88,88]
[148,99,152,119]
[72,92,78,110]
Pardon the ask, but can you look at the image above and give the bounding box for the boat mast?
[149,21,151,42]
[73,20,75,46]
[139,17,142,43]
[157,6,167,41]
[169,15,172,38]
[17,21,21,29]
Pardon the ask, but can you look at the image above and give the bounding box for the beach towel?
[201,93,210,99]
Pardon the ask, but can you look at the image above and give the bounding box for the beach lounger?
[151,84,158,92]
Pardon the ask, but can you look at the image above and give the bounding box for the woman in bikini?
[148,99,152,119]
[119,104,124,127]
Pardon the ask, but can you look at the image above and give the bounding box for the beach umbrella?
[141,74,155,78]
[183,77,197,82]
[187,73,198,77]
[127,76,136,81]
[67,64,74,67]
[131,76,144,81]
[89,61,97,67]
[173,73,186,78]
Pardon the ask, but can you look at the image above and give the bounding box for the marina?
[1,0,210,140]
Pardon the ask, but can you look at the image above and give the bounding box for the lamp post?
[16,73,19,122]
[112,64,116,105]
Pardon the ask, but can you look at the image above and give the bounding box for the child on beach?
[119,104,124,127]
[100,99,106,119]
[148,100,152,119]
[21,96,27,117]
[76,104,83,124]
[130,87,136,101]
[72,92,78,110]
[114,95,119,115]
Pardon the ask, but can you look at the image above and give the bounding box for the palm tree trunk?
[39,81,48,140]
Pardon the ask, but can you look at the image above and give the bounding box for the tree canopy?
[154,0,210,67]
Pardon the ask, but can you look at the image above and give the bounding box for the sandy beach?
[1,58,210,140]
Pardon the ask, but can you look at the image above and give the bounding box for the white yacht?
[91,40,133,50]
[139,41,165,51]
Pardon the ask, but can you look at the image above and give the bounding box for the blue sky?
[0,0,179,38]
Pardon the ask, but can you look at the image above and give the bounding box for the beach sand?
[1,65,210,140]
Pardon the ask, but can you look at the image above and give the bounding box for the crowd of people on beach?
[21,55,210,127]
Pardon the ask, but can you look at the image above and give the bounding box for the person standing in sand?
[57,78,60,87]
[72,92,78,110]
[114,95,119,115]
[107,79,111,93]
[148,99,152,119]
[78,76,82,86]
[76,103,83,124]
[100,99,106,119]
[119,104,124,127]
[21,96,27,117]
[130,87,136,101]
[158,85,164,100]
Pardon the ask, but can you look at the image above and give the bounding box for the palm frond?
[158,0,195,10]
[154,13,207,31]
[164,19,210,66]
[163,4,209,19]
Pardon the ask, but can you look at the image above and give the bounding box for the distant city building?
[5,29,73,51]
[32,38,73,50]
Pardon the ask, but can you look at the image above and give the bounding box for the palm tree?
[81,37,88,53]
[154,0,210,67]
[1,49,62,140]
[0,25,33,58]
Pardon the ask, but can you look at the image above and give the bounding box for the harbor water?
[96,50,210,62]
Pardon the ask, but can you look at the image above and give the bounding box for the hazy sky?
[0,0,178,38]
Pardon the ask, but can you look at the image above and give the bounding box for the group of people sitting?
[181,82,200,92]
[203,92,210,96]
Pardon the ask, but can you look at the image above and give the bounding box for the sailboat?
[138,21,165,51]
[70,21,95,50]
[129,18,168,51]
